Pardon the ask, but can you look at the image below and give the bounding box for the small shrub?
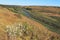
[25,7,32,10]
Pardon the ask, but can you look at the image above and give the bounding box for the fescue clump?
[5,22,34,40]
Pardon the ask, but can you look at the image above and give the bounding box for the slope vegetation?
[0,5,60,40]
[24,6,60,34]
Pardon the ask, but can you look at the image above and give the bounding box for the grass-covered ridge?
[0,5,60,40]
[1,5,60,34]
[23,6,60,34]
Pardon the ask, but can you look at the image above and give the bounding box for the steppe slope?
[0,6,60,40]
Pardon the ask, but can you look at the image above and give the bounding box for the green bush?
[25,7,32,10]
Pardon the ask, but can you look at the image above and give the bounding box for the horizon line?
[0,4,60,7]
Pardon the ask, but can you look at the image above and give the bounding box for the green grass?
[50,16,60,22]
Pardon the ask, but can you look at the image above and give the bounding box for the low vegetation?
[5,22,60,40]
[24,7,60,34]
[0,5,60,40]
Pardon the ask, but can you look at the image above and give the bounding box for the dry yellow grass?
[25,6,60,17]
[0,6,60,40]
[0,7,21,40]
[0,7,20,25]
[20,15,60,40]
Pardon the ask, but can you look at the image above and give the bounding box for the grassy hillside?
[0,5,60,40]
[23,6,60,34]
